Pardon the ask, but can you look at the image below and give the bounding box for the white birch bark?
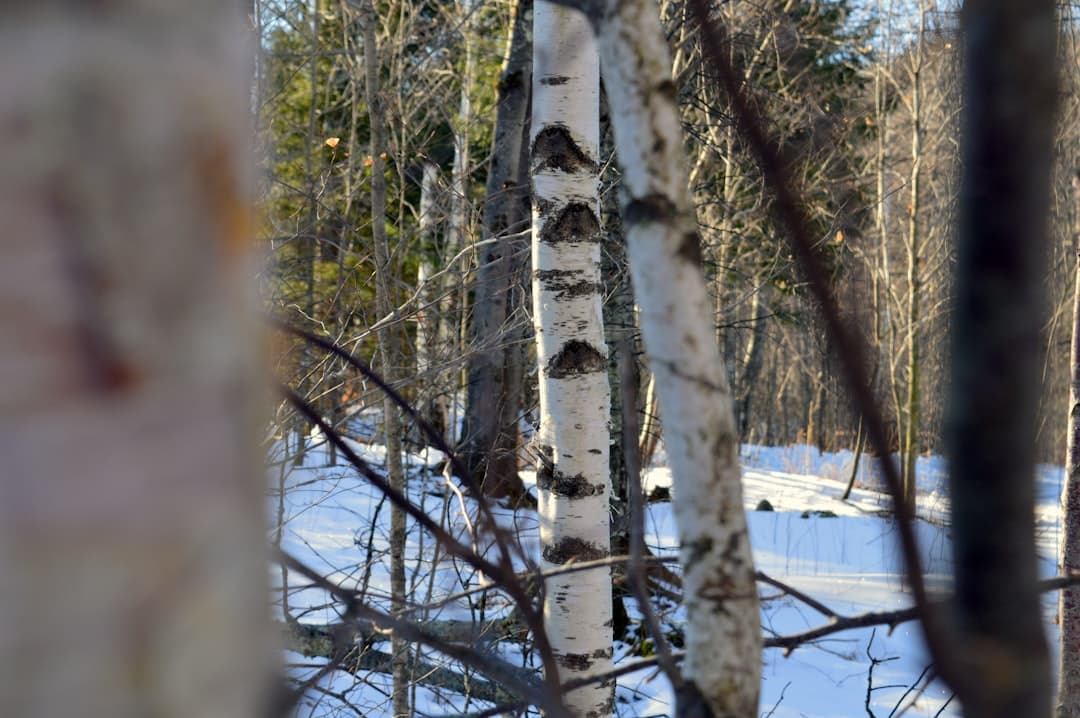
[1059,232,1080,718]
[447,0,476,264]
[578,0,763,714]
[417,161,439,380]
[531,5,613,715]
[1058,176,1080,718]
[416,160,449,439]
[441,0,477,402]
[0,4,271,717]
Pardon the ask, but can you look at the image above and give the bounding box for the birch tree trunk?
[0,4,272,717]
[447,0,476,268]
[441,0,477,427]
[1059,171,1080,718]
[638,373,661,468]
[573,0,764,713]
[461,0,532,497]
[531,5,613,715]
[416,160,450,440]
[295,0,323,467]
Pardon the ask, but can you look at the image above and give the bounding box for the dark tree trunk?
[458,0,532,498]
[947,2,1058,716]
[737,284,769,443]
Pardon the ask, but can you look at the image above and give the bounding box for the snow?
[274,428,1066,718]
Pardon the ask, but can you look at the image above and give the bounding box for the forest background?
[263,0,1079,490]
[257,0,1080,714]
[2,1,1077,717]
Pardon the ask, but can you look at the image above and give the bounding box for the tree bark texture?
[446,0,476,266]
[461,0,533,497]
[1059,175,1080,718]
[737,284,769,443]
[531,4,614,715]
[416,159,450,440]
[600,87,635,530]
[441,0,477,422]
[575,0,764,714]
[0,4,272,717]
[949,1,1057,716]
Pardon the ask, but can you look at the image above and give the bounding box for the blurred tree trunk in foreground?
[948,0,1057,716]
[0,4,272,717]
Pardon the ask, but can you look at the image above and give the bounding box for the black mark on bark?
[497,68,524,94]
[534,196,555,217]
[537,468,606,498]
[535,443,556,485]
[543,536,608,564]
[547,339,606,378]
[541,75,571,86]
[532,125,597,173]
[535,268,601,298]
[684,536,713,567]
[539,201,600,245]
[556,647,612,672]
[589,693,616,718]
[624,193,676,225]
[656,79,678,101]
[721,532,744,566]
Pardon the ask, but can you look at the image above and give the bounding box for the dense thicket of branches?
[253,0,1075,715]
[259,1,1079,473]
[5,1,1076,717]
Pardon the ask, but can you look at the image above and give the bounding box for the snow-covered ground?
[271,429,1066,718]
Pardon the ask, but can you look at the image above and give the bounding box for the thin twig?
[755,570,837,620]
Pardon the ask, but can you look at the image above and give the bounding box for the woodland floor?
[273,421,1064,718]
